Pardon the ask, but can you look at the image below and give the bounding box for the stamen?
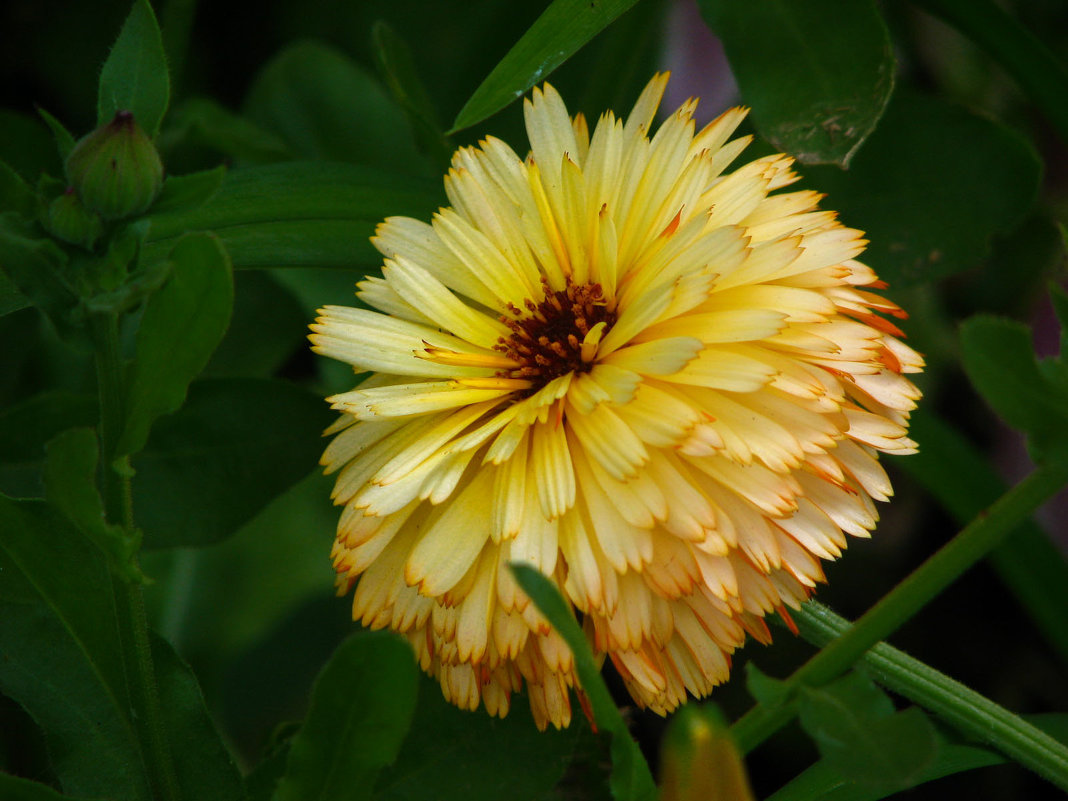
[457,377,534,390]
[418,344,521,369]
[493,276,617,395]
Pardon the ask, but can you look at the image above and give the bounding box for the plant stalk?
[796,602,1068,791]
[91,311,180,801]
[732,460,1068,753]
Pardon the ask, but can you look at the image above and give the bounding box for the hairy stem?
[797,602,1068,791]
[91,311,180,801]
[732,460,1068,753]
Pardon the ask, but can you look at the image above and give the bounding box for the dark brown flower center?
[494,276,617,391]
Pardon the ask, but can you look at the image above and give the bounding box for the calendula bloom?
[310,74,922,729]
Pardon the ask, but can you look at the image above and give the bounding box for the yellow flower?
[310,74,922,729]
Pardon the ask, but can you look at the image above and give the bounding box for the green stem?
[91,312,180,801]
[791,461,1068,687]
[113,576,180,801]
[90,312,131,527]
[900,410,1068,667]
[912,0,1068,145]
[796,602,1068,792]
[732,460,1068,753]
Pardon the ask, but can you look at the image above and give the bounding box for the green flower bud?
[46,187,104,250]
[659,705,756,801]
[65,111,164,219]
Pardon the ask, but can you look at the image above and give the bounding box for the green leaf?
[163,98,291,164]
[371,21,452,168]
[44,428,143,582]
[97,0,170,138]
[131,378,331,548]
[766,743,1001,801]
[143,161,441,271]
[246,725,297,801]
[117,232,233,457]
[1052,282,1068,369]
[139,471,338,661]
[0,496,147,799]
[768,714,1068,801]
[913,0,1068,146]
[802,91,1041,286]
[0,269,29,318]
[698,0,894,166]
[76,221,164,318]
[794,602,1068,795]
[272,631,418,801]
[151,634,245,801]
[0,214,79,335]
[204,271,309,378]
[0,392,97,499]
[150,166,227,216]
[0,110,62,181]
[0,392,98,465]
[960,314,1068,458]
[374,671,587,801]
[0,158,36,217]
[0,492,243,800]
[547,0,667,121]
[36,107,77,164]
[510,564,657,801]
[798,672,939,791]
[245,40,426,173]
[0,773,106,801]
[745,662,790,707]
[451,0,642,133]
[84,261,173,319]
[44,429,107,533]
[966,215,1062,318]
[89,219,151,297]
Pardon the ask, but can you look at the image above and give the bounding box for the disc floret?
[494,276,617,389]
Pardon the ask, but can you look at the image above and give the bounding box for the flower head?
[310,74,922,729]
[65,110,164,220]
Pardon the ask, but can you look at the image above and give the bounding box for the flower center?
[494,277,617,389]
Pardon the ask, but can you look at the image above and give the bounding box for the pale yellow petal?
[456,549,497,663]
[405,470,495,595]
[384,256,509,348]
[492,435,528,542]
[636,309,787,345]
[600,336,703,376]
[373,216,500,309]
[357,275,436,325]
[566,400,648,482]
[614,382,700,448]
[531,417,575,519]
[666,345,777,392]
[433,207,539,304]
[328,381,513,419]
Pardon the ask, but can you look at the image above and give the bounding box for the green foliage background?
[1,0,1068,799]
